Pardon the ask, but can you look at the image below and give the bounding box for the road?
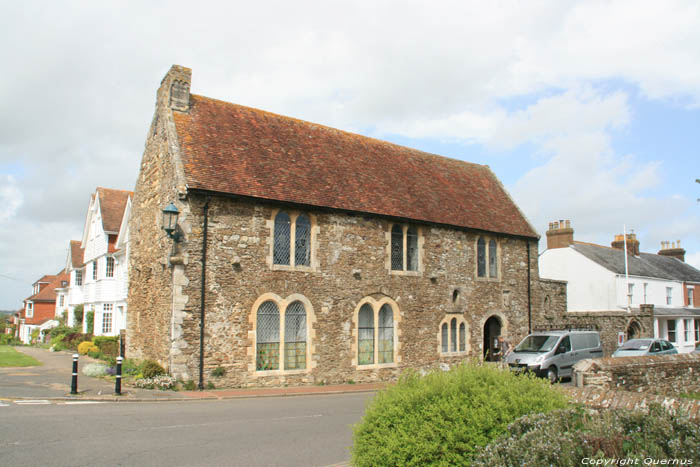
[0,392,373,467]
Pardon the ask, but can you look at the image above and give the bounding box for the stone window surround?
[266,209,320,272]
[386,223,424,276]
[247,293,317,377]
[351,296,402,369]
[438,314,470,356]
[475,236,501,281]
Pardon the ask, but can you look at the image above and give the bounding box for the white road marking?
[62,401,105,405]
[15,400,50,405]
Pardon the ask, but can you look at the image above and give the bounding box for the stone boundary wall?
[561,386,700,420]
[572,353,700,395]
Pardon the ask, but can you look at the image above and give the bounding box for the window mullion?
[374,308,379,364]
[402,226,408,272]
[279,306,286,368]
[289,215,296,267]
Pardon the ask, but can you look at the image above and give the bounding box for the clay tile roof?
[96,187,133,234]
[25,270,68,302]
[173,95,538,239]
[69,240,84,268]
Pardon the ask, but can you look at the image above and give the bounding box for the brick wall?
[572,353,700,395]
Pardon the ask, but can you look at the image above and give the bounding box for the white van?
[504,330,603,383]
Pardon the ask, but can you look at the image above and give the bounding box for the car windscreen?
[514,335,559,353]
[618,339,651,351]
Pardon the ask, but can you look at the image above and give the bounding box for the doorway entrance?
[483,316,502,361]
[626,321,642,340]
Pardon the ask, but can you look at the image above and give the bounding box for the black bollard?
[115,356,123,395]
[70,354,79,394]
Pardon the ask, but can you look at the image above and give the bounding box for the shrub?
[0,334,21,345]
[471,405,700,466]
[48,325,75,340]
[183,380,197,391]
[134,375,177,390]
[82,363,108,377]
[77,341,99,355]
[93,336,120,358]
[121,358,140,375]
[85,311,94,334]
[74,305,84,326]
[141,360,166,378]
[351,363,568,467]
[211,366,226,377]
[62,332,93,350]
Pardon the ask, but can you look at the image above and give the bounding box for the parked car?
[611,338,678,357]
[505,330,603,383]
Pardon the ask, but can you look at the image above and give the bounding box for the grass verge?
[0,345,42,367]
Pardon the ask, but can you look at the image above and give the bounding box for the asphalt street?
[0,392,371,467]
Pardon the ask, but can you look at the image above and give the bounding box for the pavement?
[0,346,384,402]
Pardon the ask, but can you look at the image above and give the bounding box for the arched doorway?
[483,315,502,361]
[627,321,642,340]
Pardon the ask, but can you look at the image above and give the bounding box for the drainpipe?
[199,197,210,391]
[527,240,532,333]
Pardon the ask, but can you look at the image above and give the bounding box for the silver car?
[505,330,603,383]
[611,338,678,357]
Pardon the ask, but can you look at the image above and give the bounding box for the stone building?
[127,65,559,387]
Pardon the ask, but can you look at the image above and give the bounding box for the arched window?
[273,212,291,265]
[477,238,486,277]
[284,301,307,370]
[358,304,375,365]
[295,214,311,267]
[489,240,497,278]
[441,323,448,352]
[256,301,280,370]
[391,225,403,271]
[440,315,469,355]
[406,227,418,271]
[378,304,394,363]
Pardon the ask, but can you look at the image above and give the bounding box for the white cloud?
[0,175,22,223]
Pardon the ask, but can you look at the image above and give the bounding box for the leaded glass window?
[407,227,418,271]
[391,225,403,271]
[273,212,291,265]
[378,304,394,363]
[450,318,457,352]
[256,301,280,370]
[284,301,306,370]
[459,322,466,351]
[441,323,448,353]
[358,304,374,365]
[294,214,311,267]
[489,240,497,278]
[477,238,486,277]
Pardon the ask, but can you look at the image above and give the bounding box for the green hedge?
[471,406,700,465]
[351,363,569,466]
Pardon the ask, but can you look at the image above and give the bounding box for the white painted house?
[55,187,132,337]
[540,221,700,353]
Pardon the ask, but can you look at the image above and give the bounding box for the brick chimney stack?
[546,219,574,249]
[658,240,686,262]
[611,232,640,256]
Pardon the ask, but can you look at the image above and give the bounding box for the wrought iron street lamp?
[162,202,182,241]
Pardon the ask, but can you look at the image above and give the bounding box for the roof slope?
[25,270,69,302]
[69,240,84,268]
[173,95,538,239]
[572,242,700,281]
[96,187,133,234]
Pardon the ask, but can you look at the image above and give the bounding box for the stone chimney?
[611,232,640,256]
[658,240,685,262]
[158,65,191,112]
[546,219,574,249]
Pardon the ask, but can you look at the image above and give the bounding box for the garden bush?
[82,363,108,377]
[351,363,569,467]
[62,332,92,350]
[134,375,176,390]
[471,405,700,466]
[92,336,119,358]
[141,360,166,378]
[77,341,99,355]
[0,334,21,345]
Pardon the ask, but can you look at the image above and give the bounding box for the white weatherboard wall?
[614,276,684,309]
[539,248,617,311]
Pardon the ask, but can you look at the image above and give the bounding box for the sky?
[1,0,699,310]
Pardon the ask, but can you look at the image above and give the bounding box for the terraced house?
[127,65,561,387]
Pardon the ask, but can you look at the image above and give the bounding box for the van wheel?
[547,367,559,384]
